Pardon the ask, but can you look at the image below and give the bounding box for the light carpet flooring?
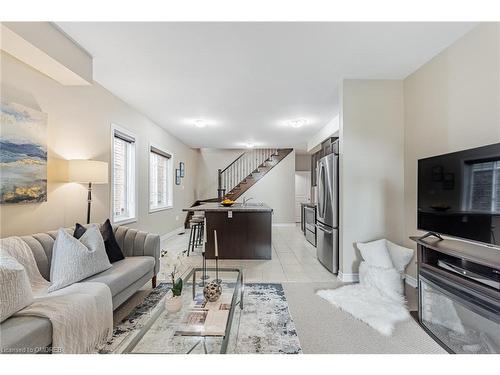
[283,281,445,354]
[113,224,443,353]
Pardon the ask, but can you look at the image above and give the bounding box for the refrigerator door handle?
[316,223,333,234]
[317,162,324,219]
[318,163,327,219]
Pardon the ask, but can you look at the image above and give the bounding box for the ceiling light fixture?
[244,143,255,148]
[193,119,208,128]
[288,118,308,128]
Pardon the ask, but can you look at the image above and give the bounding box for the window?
[112,126,136,223]
[469,160,500,213]
[149,145,173,212]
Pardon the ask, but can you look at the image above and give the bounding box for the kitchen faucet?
[242,197,254,206]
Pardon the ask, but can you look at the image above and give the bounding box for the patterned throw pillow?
[0,255,34,322]
[49,226,112,292]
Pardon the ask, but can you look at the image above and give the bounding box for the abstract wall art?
[1,102,48,204]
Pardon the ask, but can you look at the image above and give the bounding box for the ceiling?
[57,22,476,149]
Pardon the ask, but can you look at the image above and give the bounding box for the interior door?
[295,171,311,222]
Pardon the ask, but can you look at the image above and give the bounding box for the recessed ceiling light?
[287,118,308,128]
[244,143,255,148]
[193,119,208,128]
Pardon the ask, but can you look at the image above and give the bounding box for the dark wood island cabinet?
[183,203,273,260]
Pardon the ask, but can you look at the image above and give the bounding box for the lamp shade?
[67,160,108,184]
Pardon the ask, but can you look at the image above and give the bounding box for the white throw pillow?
[0,255,34,322]
[386,240,414,273]
[356,239,394,269]
[49,226,112,292]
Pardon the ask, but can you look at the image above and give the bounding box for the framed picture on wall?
[175,168,181,185]
[0,102,48,204]
[179,161,185,178]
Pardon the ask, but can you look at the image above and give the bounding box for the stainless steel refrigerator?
[316,153,339,273]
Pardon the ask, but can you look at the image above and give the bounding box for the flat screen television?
[418,143,500,246]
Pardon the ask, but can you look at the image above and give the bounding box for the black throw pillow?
[73,223,87,240]
[73,219,125,263]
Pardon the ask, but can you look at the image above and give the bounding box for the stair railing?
[217,148,278,200]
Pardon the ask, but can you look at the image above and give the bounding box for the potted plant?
[163,251,184,313]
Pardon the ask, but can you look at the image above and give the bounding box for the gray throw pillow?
[49,226,112,292]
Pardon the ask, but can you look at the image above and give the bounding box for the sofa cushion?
[82,256,154,296]
[0,316,52,353]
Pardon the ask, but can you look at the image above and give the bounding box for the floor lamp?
[67,160,108,224]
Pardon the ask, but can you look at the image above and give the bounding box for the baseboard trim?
[405,274,418,288]
[160,226,185,243]
[338,271,359,283]
[272,223,297,227]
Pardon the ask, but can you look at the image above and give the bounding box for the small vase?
[165,295,183,313]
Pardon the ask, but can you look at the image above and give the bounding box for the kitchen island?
[183,202,273,259]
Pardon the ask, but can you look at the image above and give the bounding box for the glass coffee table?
[113,268,243,354]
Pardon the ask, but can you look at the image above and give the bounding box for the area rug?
[317,284,410,336]
[102,283,302,354]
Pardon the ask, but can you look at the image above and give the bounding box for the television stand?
[418,231,443,241]
[410,236,500,353]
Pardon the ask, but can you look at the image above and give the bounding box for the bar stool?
[187,216,204,256]
[192,212,205,247]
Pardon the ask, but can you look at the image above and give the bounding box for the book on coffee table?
[174,310,229,336]
[191,293,232,311]
[175,294,232,336]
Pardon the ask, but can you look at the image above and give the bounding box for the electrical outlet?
[175,215,179,221]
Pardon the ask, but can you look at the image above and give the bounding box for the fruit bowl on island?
[220,198,235,207]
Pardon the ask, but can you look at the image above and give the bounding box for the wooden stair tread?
[224,148,293,200]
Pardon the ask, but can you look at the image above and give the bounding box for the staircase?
[184,148,293,228]
[218,148,293,201]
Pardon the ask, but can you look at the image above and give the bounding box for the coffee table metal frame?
[117,267,243,354]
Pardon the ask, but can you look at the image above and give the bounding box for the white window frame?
[110,124,138,225]
[148,143,174,213]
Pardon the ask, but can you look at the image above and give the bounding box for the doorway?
[295,171,311,222]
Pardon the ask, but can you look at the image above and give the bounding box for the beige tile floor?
[158,224,339,283]
[114,224,417,325]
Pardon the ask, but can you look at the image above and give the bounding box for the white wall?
[307,115,339,152]
[403,23,500,277]
[235,150,296,224]
[339,80,405,278]
[0,51,198,237]
[195,148,244,200]
[295,153,311,171]
[194,148,297,223]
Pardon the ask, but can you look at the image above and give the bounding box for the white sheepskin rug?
[317,285,410,336]
[317,262,411,336]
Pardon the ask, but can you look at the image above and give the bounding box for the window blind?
[149,147,171,210]
[113,130,135,221]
